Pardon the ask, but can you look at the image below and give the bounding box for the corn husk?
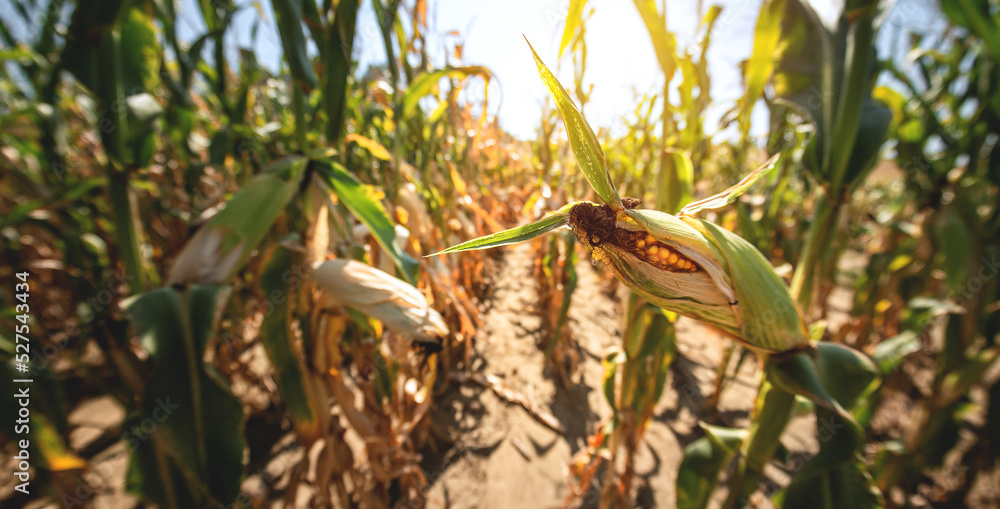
[311,259,448,342]
[577,205,808,354]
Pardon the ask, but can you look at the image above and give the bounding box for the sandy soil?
[419,241,788,509]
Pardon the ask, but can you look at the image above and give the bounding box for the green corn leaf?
[919,398,974,468]
[315,159,420,285]
[551,233,579,349]
[942,0,1000,58]
[676,424,747,509]
[526,39,621,208]
[778,457,884,509]
[942,347,999,404]
[124,286,246,507]
[632,0,677,80]
[767,351,853,421]
[770,0,834,172]
[738,0,788,143]
[632,307,676,413]
[932,206,975,294]
[324,0,359,142]
[168,156,308,286]
[0,46,35,63]
[681,154,780,215]
[602,350,626,412]
[62,0,132,94]
[661,149,694,214]
[259,239,324,441]
[558,0,588,58]
[272,0,318,89]
[870,331,921,376]
[196,0,220,31]
[766,345,875,489]
[402,66,492,118]
[842,97,892,188]
[1,177,104,228]
[430,209,572,256]
[827,6,879,190]
[726,379,797,506]
[120,7,161,94]
[812,342,880,413]
[791,346,881,495]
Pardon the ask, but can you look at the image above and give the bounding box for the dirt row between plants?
[421,242,811,509]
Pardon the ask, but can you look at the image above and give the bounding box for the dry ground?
[418,242,808,509]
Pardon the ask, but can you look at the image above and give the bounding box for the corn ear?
[311,259,448,343]
[571,204,808,353]
[523,41,804,352]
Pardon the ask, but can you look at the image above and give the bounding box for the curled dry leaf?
[311,259,448,342]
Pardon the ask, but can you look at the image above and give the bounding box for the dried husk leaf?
[311,259,448,341]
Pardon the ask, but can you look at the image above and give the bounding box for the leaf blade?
[680,154,780,215]
[402,66,492,118]
[526,38,621,208]
[430,212,570,256]
[632,0,677,80]
[315,159,420,285]
[167,156,309,286]
[558,0,588,58]
[272,0,318,89]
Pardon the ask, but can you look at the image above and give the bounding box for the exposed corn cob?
[568,201,809,354]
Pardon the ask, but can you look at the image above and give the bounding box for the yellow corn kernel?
[647,245,659,255]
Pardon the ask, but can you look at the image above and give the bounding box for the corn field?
[1,0,998,507]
